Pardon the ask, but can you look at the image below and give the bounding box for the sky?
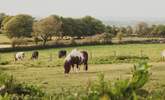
[0,0,165,19]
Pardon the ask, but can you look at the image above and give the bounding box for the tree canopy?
[3,14,33,38]
[33,15,62,45]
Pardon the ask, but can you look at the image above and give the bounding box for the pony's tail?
[82,51,88,71]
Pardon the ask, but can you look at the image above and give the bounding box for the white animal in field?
[161,50,165,61]
[15,52,25,61]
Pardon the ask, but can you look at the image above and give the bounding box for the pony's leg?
[71,64,75,72]
[84,62,88,71]
[76,64,80,71]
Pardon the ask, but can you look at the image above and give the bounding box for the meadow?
[0,44,165,95]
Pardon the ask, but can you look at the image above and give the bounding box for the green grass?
[1,62,165,94]
[0,44,165,93]
[1,44,165,63]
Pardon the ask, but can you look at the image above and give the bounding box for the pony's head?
[64,60,71,74]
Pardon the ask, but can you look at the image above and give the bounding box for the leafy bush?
[69,38,77,45]
[50,61,151,100]
[94,33,112,44]
[0,71,45,99]
[11,37,28,48]
[148,88,165,100]
[1,62,163,100]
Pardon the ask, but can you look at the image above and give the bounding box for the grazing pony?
[64,49,88,74]
[58,50,67,58]
[31,51,39,60]
[161,50,165,61]
[15,52,25,61]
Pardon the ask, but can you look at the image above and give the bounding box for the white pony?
[161,50,165,61]
[15,52,25,61]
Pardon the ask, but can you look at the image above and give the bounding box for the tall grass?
[0,61,164,99]
[48,61,152,100]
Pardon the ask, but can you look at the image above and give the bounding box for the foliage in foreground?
[0,71,45,100]
[0,61,164,100]
[53,61,151,100]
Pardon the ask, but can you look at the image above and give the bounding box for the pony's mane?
[65,49,84,61]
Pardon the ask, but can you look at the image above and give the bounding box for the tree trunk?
[41,35,48,46]
[43,39,47,46]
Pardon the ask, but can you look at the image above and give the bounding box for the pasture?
[0,44,165,94]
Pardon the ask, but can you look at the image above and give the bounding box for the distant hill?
[100,17,165,27]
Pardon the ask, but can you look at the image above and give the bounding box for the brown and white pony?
[58,50,67,58]
[14,52,25,61]
[64,49,88,74]
[31,51,39,60]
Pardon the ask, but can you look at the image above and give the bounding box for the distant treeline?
[0,13,165,46]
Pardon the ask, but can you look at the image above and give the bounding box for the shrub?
[69,38,77,45]
[116,32,123,43]
[11,37,28,48]
[50,61,151,100]
[0,71,45,99]
[52,39,65,46]
[85,62,151,100]
[33,37,39,45]
[94,33,112,44]
[80,33,112,45]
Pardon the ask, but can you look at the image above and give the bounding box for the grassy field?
[0,34,11,44]
[1,62,165,94]
[1,43,165,62]
[0,44,165,94]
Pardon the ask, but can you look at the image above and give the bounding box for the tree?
[105,25,113,34]
[1,16,13,30]
[82,16,105,36]
[111,25,119,36]
[33,15,62,46]
[126,26,133,35]
[151,25,165,37]
[61,17,75,37]
[120,27,127,34]
[61,16,105,38]
[61,17,86,38]
[3,14,33,38]
[116,31,123,43]
[134,22,149,36]
[0,13,6,29]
